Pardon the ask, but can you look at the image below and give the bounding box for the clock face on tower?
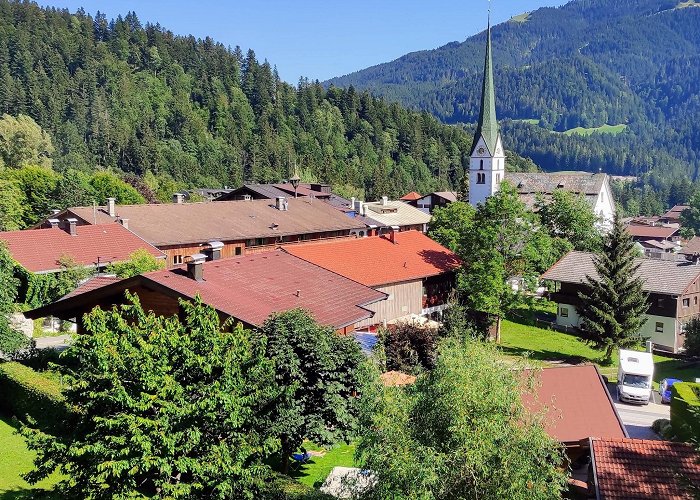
[478,147,485,155]
[496,147,501,155]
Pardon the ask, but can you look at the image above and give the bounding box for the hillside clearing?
[676,0,700,9]
[560,124,628,136]
[510,12,532,23]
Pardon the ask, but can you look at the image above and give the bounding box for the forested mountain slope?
[0,0,497,204]
[327,0,700,180]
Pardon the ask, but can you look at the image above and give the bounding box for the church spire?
[472,13,499,155]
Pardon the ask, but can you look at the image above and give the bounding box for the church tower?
[468,16,505,207]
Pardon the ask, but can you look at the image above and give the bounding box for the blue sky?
[39,0,565,83]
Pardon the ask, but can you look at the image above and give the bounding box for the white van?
[617,349,654,405]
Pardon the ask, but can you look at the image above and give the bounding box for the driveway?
[34,334,72,351]
[607,382,670,439]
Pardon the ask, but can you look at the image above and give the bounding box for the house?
[522,365,627,463]
[352,197,432,233]
[505,172,616,227]
[45,197,367,267]
[26,251,387,335]
[466,18,615,227]
[542,250,700,352]
[410,191,459,214]
[215,182,336,202]
[284,230,460,328]
[636,239,680,259]
[587,437,700,499]
[625,222,680,243]
[660,204,689,225]
[0,222,164,274]
[0,222,164,334]
[682,236,700,257]
[399,191,422,203]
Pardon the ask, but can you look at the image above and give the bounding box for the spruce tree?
[577,214,649,363]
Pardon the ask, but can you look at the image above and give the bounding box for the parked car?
[659,378,682,404]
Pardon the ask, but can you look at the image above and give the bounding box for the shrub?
[683,318,700,358]
[0,361,69,432]
[670,382,700,442]
[379,321,441,374]
[652,418,673,439]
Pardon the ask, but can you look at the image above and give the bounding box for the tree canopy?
[22,294,281,499]
[577,214,649,362]
[357,338,569,499]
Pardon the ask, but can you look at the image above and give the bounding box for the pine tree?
[577,214,649,363]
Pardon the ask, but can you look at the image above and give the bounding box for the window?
[479,159,484,171]
[235,247,242,256]
[695,297,698,305]
[655,322,664,333]
[684,298,691,307]
[496,173,501,184]
[476,172,485,184]
[560,307,569,318]
[173,255,183,265]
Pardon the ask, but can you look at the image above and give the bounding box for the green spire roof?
[472,19,499,155]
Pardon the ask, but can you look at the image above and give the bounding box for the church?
[468,20,615,228]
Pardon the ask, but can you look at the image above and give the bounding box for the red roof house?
[27,251,387,333]
[590,437,700,499]
[284,231,460,328]
[400,191,422,202]
[522,365,627,461]
[0,223,164,273]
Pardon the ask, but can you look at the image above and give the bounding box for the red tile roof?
[400,191,422,201]
[592,437,700,499]
[0,224,164,273]
[625,224,679,239]
[522,365,627,445]
[29,251,386,330]
[61,276,122,300]
[283,231,460,287]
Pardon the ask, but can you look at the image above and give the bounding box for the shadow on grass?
[654,358,700,385]
[499,344,591,365]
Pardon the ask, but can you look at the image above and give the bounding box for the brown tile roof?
[0,224,164,273]
[522,365,627,445]
[681,236,700,256]
[541,250,700,295]
[591,437,700,499]
[400,191,422,201]
[29,251,386,330]
[62,199,366,247]
[506,172,607,196]
[283,231,460,287]
[625,224,679,239]
[662,205,689,219]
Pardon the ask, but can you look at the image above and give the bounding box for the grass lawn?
[290,442,357,489]
[0,414,61,499]
[500,318,700,388]
[560,124,627,136]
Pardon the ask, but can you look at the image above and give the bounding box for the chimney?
[65,217,78,236]
[208,241,224,261]
[350,197,356,210]
[186,253,206,282]
[173,193,185,204]
[275,196,288,211]
[50,209,61,215]
[47,218,60,229]
[389,225,400,244]
[119,218,129,230]
[382,196,389,206]
[107,198,116,217]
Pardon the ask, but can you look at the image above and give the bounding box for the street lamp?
[289,169,301,199]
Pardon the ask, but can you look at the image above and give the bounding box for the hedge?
[0,361,70,432]
[670,382,700,442]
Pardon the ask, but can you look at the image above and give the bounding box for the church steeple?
[468,8,505,208]
[472,16,499,155]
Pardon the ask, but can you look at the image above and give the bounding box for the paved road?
[34,334,72,350]
[607,382,669,439]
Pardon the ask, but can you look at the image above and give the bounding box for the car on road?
[659,378,682,404]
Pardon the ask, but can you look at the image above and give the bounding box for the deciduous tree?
[22,294,280,499]
[0,242,30,355]
[106,248,166,278]
[357,339,569,499]
[537,189,601,251]
[261,309,365,474]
